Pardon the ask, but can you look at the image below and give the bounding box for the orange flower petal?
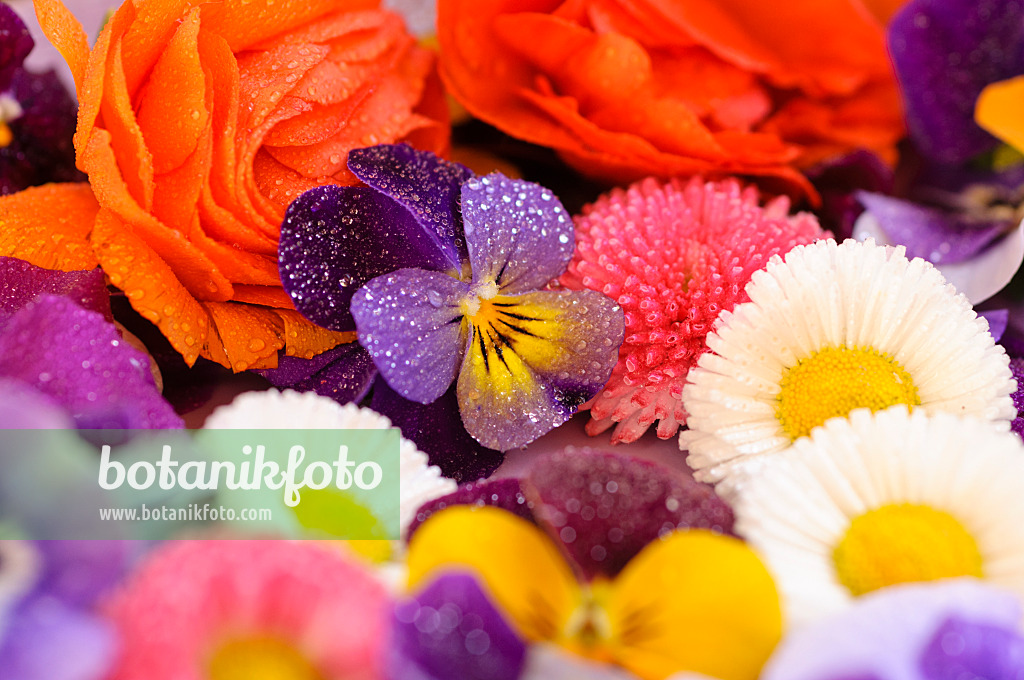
[198,0,373,52]
[0,183,99,271]
[274,308,356,360]
[203,300,284,371]
[231,285,296,308]
[252,149,353,210]
[101,37,155,211]
[33,0,90,93]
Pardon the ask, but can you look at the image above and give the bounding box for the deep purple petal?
[347,144,474,270]
[889,0,1024,164]
[386,572,526,680]
[0,258,109,330]
[0,5,32,91]
[981,308,1009,343]
[405,478,534,541]
[1009,357,1024,441]
[457,289,623,450]
[523,447,734,580]
[255,343,378,404]
[371,381,503,483]
[31,541,129,609]
[858,192,1008,264]
[0,295,182,428]
[0,598,116,680]
[352,268,469,404]
[919,615,1024,679]
[279,185,456,332]
[805,150,894,240]
[461,174,574,293]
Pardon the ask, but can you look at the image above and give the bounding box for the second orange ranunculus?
[437,0,903,194]
[11,0,448,370]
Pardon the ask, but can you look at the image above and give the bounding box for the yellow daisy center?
[775,345,920,440]
[833,503,984,597]
[208,636,325,680]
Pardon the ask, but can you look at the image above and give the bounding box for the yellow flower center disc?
[833,503,984,597]
[208,636,325,680]
[775,345,920,440]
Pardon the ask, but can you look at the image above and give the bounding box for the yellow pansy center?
[208,636,324,680]
[833,503,984,597]
[559,579,617,663]
[776,345,919,440]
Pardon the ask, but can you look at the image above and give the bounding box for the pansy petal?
[352,268,469,404]
[407,506,580,643]
[919,615,1024,678]
[279,185,458,332]
[0,295,182,429]
[0,599,117,680]
[0,377,73,428]
[524,449,735,581]
[981,309,1009,343]
[406,478,534,540]
[255,343,378,404]
[348,144,474,269]
[461,174,574,292]
[889,0,1024,163]
[457,289,623,450]
[371,381,504,483]
[608,531,781,680]
[388,572,527,680]
[0,5,33,90]
[0,257,110,328]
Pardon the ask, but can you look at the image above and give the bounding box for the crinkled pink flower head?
[561,176,826,444]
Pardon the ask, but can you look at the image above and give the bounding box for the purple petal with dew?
[461,174,574,293]
[0,599,117,680]
[0,377,73,428]
[980,308,1009,342]
[371,381,503,483]
[0,5,32,91]
[279,185,456,332]
[1009,357,1024,442]
[804,150,893,241]
[5,68,82,191]
[352,268,469,404]
[31,541,129,610]
[0,257,109,329]
[348,144,474,269]
[0,295,182,429]
[523,448,734,581]
[457,289,623,451]
[889,0,1024,164]
[760,579,1022,680]
[406,478,534,541]
[919,615,1024,679]
[255,343,378,405]
[387,572,526,680]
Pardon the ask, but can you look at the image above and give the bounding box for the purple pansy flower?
[277,144,624,465]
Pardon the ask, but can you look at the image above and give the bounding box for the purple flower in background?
[276,144,624,472]
[0,4,80,194]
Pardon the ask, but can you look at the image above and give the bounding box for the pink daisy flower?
[561,177,825,444]
[104,541,389,680]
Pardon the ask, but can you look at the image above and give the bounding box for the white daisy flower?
[681,238,1016,483]
[724,406,1024,626]
[204,389,456,536]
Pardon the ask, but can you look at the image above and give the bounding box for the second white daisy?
[681,238,1016,482]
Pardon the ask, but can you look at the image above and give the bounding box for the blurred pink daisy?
[105,541,389,680]
[561,177,825,444]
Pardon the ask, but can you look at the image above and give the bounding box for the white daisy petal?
[726,406,1024,626]
[681,239,1016,483]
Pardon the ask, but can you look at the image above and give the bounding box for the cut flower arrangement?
[3,0,1024,679]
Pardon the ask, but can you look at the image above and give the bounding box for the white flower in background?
[681,238,1016,483]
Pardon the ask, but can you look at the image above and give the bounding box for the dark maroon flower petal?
[0,5,32,91]
[858,192,1008,264]
[254,343,378,404]
[4,69,82,191]
[523,447,735,581]
[805,150,893,240]
[371,381,503,483]
[386,572,526,680]
[0,257,110,329]
[0,295,181,428]
[405,478,534,541]
[889,0,1024,164]
[279,185,456,332]
[348,144,474,270]
[461,174,574,293]
[919,615,1024,679]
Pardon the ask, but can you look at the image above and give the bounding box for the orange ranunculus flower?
[1,0,448,371]
[436,0,904,195]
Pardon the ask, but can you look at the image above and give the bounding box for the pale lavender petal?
[0,257,109,329]
[387,572,526,680]
[348,144,473,269]
[0,599,117,680]
[371,381,503,483]
[889,0,1024,164]
[406,478,534,540]
[981,309,1009,342]
[352,268,469,404]
[279,185,456,332]
[255,343,378,404]
[936,218,1024,304]
[0,295,182,428]
[919,615,1024,679]
[0,378,72,428]
[461,174,574,293]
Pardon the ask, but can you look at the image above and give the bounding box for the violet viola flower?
[278,144,624,455]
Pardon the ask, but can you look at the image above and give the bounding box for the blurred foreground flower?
[561,177,823,443]
[682,239,1015,482]
[2,0,449,371]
